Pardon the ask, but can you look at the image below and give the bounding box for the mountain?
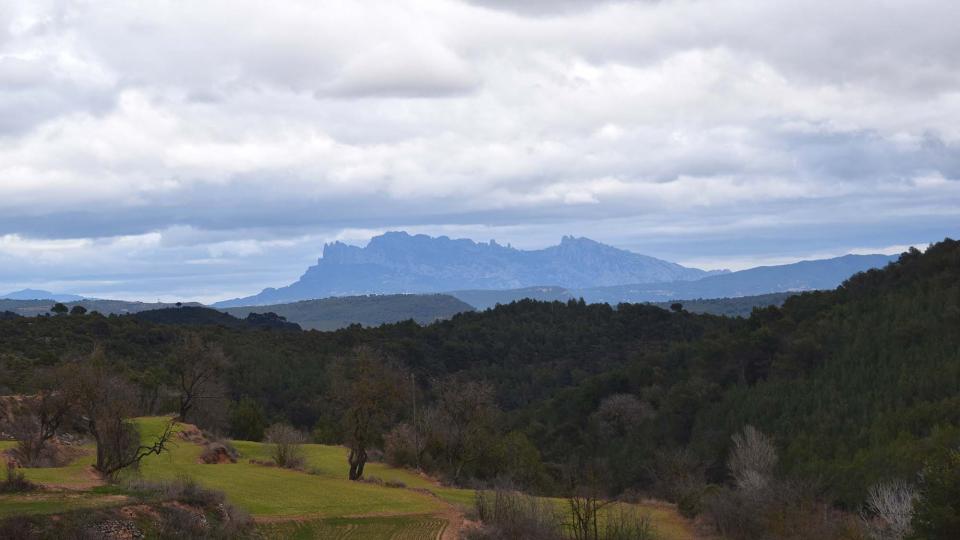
[215,232,724,307]
[0,289,85,302]
[575,253,897,303]
[221,294,474,331]
[448,254,895,309]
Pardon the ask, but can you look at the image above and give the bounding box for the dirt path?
[436,502,463,540]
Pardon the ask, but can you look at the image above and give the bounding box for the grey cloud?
[1,0,959,300]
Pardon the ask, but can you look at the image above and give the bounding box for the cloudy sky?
[1,0,958,302]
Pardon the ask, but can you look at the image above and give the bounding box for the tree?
[590,393,652,439]
[50,303,68,316]
[427,377,500,483]
[230,397,267,441]
[331,347,406,480]
[67,352,173,479]
[168,333,227,423]
[862,480,917,540]
[69,305,87,316]
[9,366,78,467]
[911,449,960,539]
[727,425,777,492]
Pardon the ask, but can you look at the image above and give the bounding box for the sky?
[1,0,958,303]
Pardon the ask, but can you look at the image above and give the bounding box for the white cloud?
[0,0,958,299]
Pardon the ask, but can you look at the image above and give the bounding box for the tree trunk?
[348,446,367,480]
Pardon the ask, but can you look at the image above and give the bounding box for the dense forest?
[1,239,958,535]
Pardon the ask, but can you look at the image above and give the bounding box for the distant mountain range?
[215,232,726,307]
[215,231,897,309]
[450,254,896,308]
[0,289,85,302]
[2,232,902,329]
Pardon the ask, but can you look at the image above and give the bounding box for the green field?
[0,418,697,539]
[258,515,448,540]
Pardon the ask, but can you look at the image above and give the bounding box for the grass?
[257,515,447,540]
[132,417,444,518]
[1,418,699,539]
[0,440,99,489]
[0,493,126,518]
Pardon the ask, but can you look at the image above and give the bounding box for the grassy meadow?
[0,417,698,539]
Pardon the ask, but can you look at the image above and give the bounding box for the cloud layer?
[1,0,958,301]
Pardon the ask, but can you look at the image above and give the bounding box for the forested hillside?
[1,239,957,518]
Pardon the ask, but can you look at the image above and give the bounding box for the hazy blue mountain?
[0,289,85,302]
[215,232,723,307]
[449,255,895,309]
[221,294,473,331]
[575,254,897,304]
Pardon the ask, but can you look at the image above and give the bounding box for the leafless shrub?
[473,487,564,540]
[728,425,777,491]
[265,423,306,469]
[1,462,37,493]
[600,505,656,540]
[703,477,860,540]
[861,480,917,540]
[384,423,421,468]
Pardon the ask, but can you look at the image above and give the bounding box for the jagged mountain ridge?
[215,232,724,307]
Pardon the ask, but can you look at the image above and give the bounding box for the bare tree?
[728,425,777,492]
[67,352,173,479]
[427,377,500,482]
[265,423,306,469]
[168,333,227,423]
[590,393,652,439]
[861,480,917,540]
[565,464,612,540]
[331,347,405,480]
[9,366,78,467]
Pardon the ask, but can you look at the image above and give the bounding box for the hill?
[214,232,723,307]
[0,289,84,302]
[451,288,794,317]
[221,294,474,331]
[0,299,205,317]
[132,306,301,331]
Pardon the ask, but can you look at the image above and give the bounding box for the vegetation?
[0,238,958,538]
[222,293,474,331]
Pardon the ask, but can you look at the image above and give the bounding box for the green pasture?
[0,418,697,539]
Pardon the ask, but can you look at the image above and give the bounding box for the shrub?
[264,423,306,469]
[861,480,917,540]
[0,462,37,493]
[384,423,421,468]
[473,487,563,540]
[601,505,656,540]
